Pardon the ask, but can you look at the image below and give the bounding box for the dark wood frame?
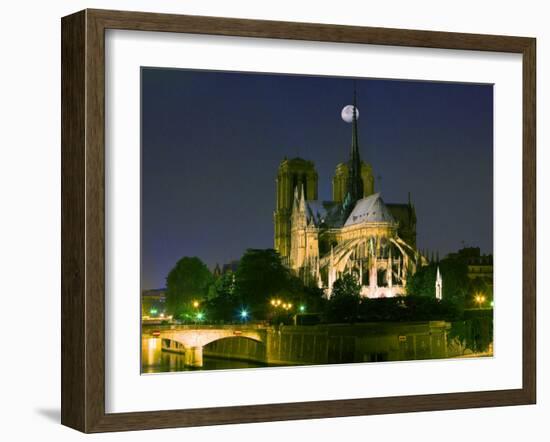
[61,8,536,433]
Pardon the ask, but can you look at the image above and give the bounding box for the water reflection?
[141,338,267,373]
[141,317,493,374]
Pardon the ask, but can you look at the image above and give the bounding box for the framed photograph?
[61,9,536,433]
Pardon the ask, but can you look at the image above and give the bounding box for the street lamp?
[474,293,486,309]
[192,300,200,309]
[240,309,249,322]
[299,305,306,313]
[270,299,285,308]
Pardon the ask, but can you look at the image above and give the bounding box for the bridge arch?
[157,327,267,368]
[202,334,264,346]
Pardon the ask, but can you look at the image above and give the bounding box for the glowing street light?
[299,305,306,313]
[192,300,200,309]
[474,293,486,309]
[196,312,204,321]
[270,298,295,313]
[240,310,249,321]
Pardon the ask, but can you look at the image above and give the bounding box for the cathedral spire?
[435,266,443,301]
[351,83,359,158]
[347,81,363,204]
[299,183,306,213]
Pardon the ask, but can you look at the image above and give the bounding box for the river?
[141,337,267,373]
[142,317,492,373]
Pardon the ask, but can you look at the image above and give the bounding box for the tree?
[208,272,236,299]
[326,273,361,323]
[234,249,292,318]
[204,272,240,323]
[467,276,493,308]
[165,257,213,317]
[406,258,468,311]
[296,283,327,314]
[204,291,241,323]
[406,264,436,298]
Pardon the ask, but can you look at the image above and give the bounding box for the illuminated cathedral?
[273,90,426,298]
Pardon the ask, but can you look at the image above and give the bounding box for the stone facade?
[273,158,318,260]
[273,93,423,298]
[332,161,375,203]
[286,188,424,298]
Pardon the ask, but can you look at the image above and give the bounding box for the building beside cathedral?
[273,91,425,298]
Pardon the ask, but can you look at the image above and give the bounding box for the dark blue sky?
[141,68,493,290]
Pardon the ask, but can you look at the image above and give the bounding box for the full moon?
[341,105,359,123]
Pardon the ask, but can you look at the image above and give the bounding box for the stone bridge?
[147,325,268,367]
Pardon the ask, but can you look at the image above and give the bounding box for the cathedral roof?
[305,200,345,228]
[344,193,395,227]
[302,193,396,229]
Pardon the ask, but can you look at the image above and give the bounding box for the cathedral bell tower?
[274,158,318,261]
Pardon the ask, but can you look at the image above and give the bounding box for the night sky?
[141,68,493,290]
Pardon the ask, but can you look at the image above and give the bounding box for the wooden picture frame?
[61,8,536,433]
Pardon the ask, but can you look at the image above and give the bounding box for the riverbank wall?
[202,320,490,366]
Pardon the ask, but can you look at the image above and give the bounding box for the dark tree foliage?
[204,272,241,323]
[406,257,469,312]
[449,315,493,354]
[204,291,242,323]
[182,249,328,323]
[357,296,462,322]
[325,273,361,323]
[331,272,361,298]
[210,272,236,298]
[298,284,327,314]
[265,274,327,324]
[165,257,213,317]
[467,276,493,308]
[234,249,292,317]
